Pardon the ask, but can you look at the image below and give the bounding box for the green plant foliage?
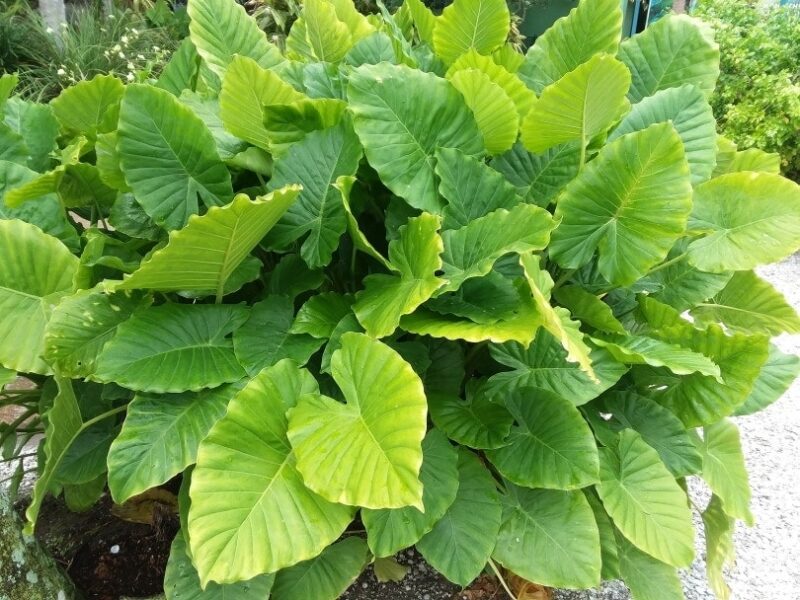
[694,0,800,179]
[1,0,797,598]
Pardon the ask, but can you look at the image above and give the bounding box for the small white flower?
[136,54,145,60]
[112,44,121,52]
[131,28,139,35]
[108,13,115,19]
[153,46,160,52]
[127,61,135,70]
[118,51,126,59]
[126,72,134,82]
[45,26,54,33]
[60,22,68,28]
[121,35,129,44]
[57,68,66,76]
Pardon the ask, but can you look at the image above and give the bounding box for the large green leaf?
[493,485,601,589]
[291,292,354,339]
[697,419,753,525]
[616,534,685,600]
[428,386,513,450]
[353,213,444,338]
[271,537,369,600]
[117,84,233,230]
[718,148,781,176]
[425,271,519,324]
[436,147,519,230]
[691,271,800,335]
[24,378,81,531]
[637,245,732,313]
[520,54,631,155]
[584,490,620,580]
[178,91,247,161]
[302,0,354,62]
[610,84,716,185]
[603,391,702,478]
[50,74,124,140]
[288,333,427,509]
[687,173,800,272]
[401,283,541,345]
[107,384,240,504]
[189,361,353,585]
[416,449,502,586]
[487,388,598,489]
[517,0,622,93]
[591,334,721,379]
[0,122,27,165]
[619,14,719,103]
[440,204,554,292]
[363,429,459,557]
[165,530,275,599]
[155,38,200,96]
[520,253,595,379]
[552,285,626,334]
[488,329,628,406]
[347,63,483,212]
[447,49,536,119]
[596,430,694,568]
[266,121,363,268]
[111,187,299,299]
[188,0,283,78]
[233,296,324,376]
[95,304,248,393]
[735,344,800,416]
[336,177,394,271]
[0,160,80,250]
[448,68,517,155]
[702,496,735,600]
[44,289,150,378]
[550,123,692,286]
[432,0,509,65]
[0,219,78,374]
[3,98,59,171]
[490,142,581,207]
[219,55,305,150]
[639,324,768,427]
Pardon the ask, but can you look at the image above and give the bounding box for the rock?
[0,491,76,600]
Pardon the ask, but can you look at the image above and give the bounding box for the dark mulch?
[26,490,515,600]
[33,494,177,600]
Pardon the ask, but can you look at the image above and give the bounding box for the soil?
[32,494,178,600]
[26,491,510,600]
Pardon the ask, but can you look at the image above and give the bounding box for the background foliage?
[694,0,800,180]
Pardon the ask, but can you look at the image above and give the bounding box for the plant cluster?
[694,0,800,180]
[1,0,800,598]
[0,0,184,100]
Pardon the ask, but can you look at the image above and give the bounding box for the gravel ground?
[557,253,800,600]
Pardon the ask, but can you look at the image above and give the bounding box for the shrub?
[1,0,800,597]
[694,0,800,180]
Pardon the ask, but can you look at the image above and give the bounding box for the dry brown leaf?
[111,488,178,524]
[505,570,552,600]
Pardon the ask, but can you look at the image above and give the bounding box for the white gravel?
[557,253,800,600]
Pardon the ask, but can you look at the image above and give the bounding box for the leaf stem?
[646,252,688,276]
[487,557,516,600]
[552,268,576,290]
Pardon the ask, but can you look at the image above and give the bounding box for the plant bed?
[1,0,800,598]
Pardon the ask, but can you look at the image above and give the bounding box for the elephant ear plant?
[1,0,799,597]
